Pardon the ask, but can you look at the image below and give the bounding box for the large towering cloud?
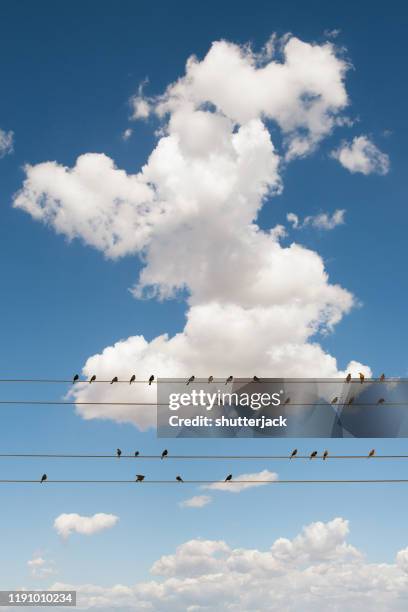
[13,35,374,429]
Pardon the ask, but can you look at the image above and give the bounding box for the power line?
[0,453,407,460]
[0,400,406,406]
[0,479,408,484]
[0,378,403,384]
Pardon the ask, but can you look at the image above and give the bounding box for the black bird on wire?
[253,376,261,382]
[284,397,290,405]
[161,449,168,459]
[359,372,365,384]
[379,373,386,381]
[111,376,118,384]
[187,376,195,385]
[368,449,376,458]
[89,375,96,383]
[346,373,351,383]
[208,376,214,383]
[225,376,233,385]
[149,375,154,385]
[136,474,145,482]
[40,474,47,483]
[225,474,232,481]
[116,448,122,458]
[176,475,184,482]
[290,449,298,459]
[348,397,354,405]
[378,398,385,404]
[331,397,338,404]
[129,374,136,384]
[323,450,329,460]
[73,374,79,384]
[134,451,139,457]
[310,451,318,459]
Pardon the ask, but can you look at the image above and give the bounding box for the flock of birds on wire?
[71,373,386,385]
[37,447,378,485]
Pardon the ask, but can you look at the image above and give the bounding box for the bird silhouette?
[346,373,351,383]
[176,475,183,482]
[161,449,168,459]
[310,451,318,459]
[379,373,386,381]
[208,376,214,383]
[187,376,195,385]
[377,398,385,404]
[135,474,145,482]
[111,376,118,384]
[40,474,47,483]
[129,375,136,384]
[116,448,122,457]
[359,372,365,384]
[225,474,232,481]
[89,375,96,383]
[368,449,375,458]
[348,397,355,405]
[134,451,139,457]
[73,374,79,384]
[331,397,338,404]
[284,397,290,405]
[253,376,261,382]
[225,376,233,384]
[149,375,154,385]
[290,449,298,459]
[323,450,329,460]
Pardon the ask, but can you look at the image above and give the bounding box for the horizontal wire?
[0,479,408,484]
[0,378,402,384]
[0,454,405,459]
[0,401,405,406]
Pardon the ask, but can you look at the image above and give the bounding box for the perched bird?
[129,374,136,384]
[253,376,261,383]
[284,397,290,405]
[73,374,79,384]
[377,398,385,404]
[111,376,118,384]
[149,375,154,385]
[368,449,375,458]
[116,448,122,458]
[187,375,195,385]
[135,474,145,482]
[40,474,47,483]
[225,376,233,385]
[331,397,338,404]
[225,474,233,481]
[379,373,386,382]
[290,449,298,459]
[346,373,351,383]
[208,376,214,383]
[323,450,329,460]
[89,375,96,383]
[348,397,355,405]
[161,449,168,459]
[176,475,183,482]
[310,451,318,459]
[134,451,140,457]
[359,372,365,384]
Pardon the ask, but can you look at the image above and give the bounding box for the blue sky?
[0,1,408,609]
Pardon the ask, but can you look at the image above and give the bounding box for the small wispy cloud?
[54,513,119,539]
[331,135,389,175]
[180,495,212,508]
[122,128,133,141]
[287,209,345,231]
[0,128,13,157]
[202,470,278,494]
[27,556,56,578]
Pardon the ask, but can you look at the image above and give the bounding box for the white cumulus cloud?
[332,135,389,175]
[47,517,408,610]
[53,513,119,539]
[13,35,374,429]
[180,495,212,508]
